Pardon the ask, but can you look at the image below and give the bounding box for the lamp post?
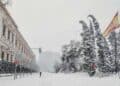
[38,48,42,77]
[31,48,42,77]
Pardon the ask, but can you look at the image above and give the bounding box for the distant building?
[0,1,36,71]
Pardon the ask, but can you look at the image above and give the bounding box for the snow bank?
[0,73,120,86]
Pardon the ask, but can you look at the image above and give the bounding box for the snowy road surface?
[0,73,120,86]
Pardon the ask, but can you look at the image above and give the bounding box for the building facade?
[0,2,36,71]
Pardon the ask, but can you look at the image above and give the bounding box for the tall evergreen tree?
[88,15,115,73]
[108,31,116,72]
[79,20,96,76]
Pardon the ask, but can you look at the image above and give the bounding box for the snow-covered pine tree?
[60,44,70,72]
[79,20,96,76]
[60,40,81,73]
[108,31,116,72]
[66,40,81,72]
[88,15,115,73]
[116,30,120,71]
[88,19,96,63]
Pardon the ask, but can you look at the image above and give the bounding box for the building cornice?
[0,1,17,28]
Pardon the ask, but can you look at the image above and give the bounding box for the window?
[10,55,13,62]
[1,52,4,61]
[21,46,24,53]
[18,43,20,50]
[6,54,9,61]
[8,30,10,40]
[2,24,6,36]
[12,33,14,43]
[15,40,17,46]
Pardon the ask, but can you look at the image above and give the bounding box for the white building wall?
[0,3,36,69]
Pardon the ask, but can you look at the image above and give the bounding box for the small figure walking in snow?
[40,72,42,77]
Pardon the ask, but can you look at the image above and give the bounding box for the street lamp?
[31,48,42,76]
[38,48,42,54]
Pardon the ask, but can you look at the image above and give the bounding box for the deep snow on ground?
[0,73,120,86]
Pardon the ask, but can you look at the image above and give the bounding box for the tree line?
[55,15,120,76]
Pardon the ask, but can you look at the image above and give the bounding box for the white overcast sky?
[7,0,120,53]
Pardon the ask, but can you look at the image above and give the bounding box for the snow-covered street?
[0,73,120,86]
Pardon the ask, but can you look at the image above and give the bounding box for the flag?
[103,12,120,37]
